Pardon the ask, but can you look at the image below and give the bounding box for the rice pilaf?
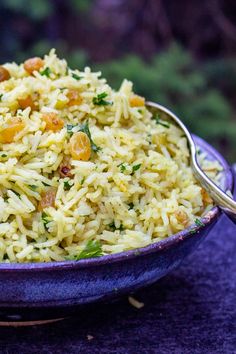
[0,50,221,262]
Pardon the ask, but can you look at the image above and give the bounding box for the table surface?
[0,175,235,354]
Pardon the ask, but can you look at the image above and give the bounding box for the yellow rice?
[0,49,221,262]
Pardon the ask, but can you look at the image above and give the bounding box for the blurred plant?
[69,0,93,13]
[1,0,53,20]
[0,0,92,20]
[0,0,92,64]
[202,58,236,103]
[96,44,235,161]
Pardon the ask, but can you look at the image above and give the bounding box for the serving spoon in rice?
[146,101,236,224]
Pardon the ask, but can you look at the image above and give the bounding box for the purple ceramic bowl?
[0,135,233,324]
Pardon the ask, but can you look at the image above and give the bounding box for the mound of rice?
[0,49,221,263]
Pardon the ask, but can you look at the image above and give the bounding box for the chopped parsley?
[0,153,7,158]
[109,221,124,232]
[81,177,85,185]
[92,92,112,106]
[118,163,126,173]
[147,133,152,145]
[194,218,205,227]
[153,115,170,128]
[128,202,134,210]
[42,212,52,232]
[118,163,141,175]
[72,72,81,80]
[79,121,100,152]
[66,124,76,137]
[3,194,8,202]
[42,181,50,187]
[66,239,103,260]
[0,94,3,101]
[189,228,196,234]
[131,164,141,175]
[40,67,52,77]
[137,109,142,113]
[63,180,73,191]
[28,185,38,191]
[11,190,20,198]
[197,149,202,155]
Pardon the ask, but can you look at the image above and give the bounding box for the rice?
[0,49,221,263]
[128,296,144,309]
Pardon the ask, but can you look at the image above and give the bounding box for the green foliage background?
[0,0,235,161]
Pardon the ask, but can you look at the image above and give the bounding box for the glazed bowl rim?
[0,134,233,272]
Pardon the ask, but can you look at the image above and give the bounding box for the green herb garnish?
[0,94,3,101]
[72,72,81,80]
[64,180,73,191]
[0,153,7,158]
[79,121,100,152]
[92,92,112,106]
[28,185,37,191]
[11,190,20,198]
[109,221,124,232]
[118,163,126,173]
[131,164,141,175]
[128,202,134,210]
[153,115,170,128]
[197,149,202,155]
[42,212,52,232]
[42,181,50,187]
[189,228,196,234]
[40,67,52,77]
[66,124,77,137]
[81,177,85,185]
[66,240,103,260]
[194,218,205,227]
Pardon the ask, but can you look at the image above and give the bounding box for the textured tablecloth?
[0,175,235,354]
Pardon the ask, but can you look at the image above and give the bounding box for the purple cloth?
[0,181,235,354]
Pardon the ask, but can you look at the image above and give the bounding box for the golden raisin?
[18,95,37,111]
[24,57,44,75]
[0,117,25,143]
[201,188,213,205]
[67,90,83,106]
[69,131,91,161]
[129,95,145,107]
[174,210,189,226]
[38,189,56,211]
[42,113,64,132]
[59,155,73,178]
[0,66,10,82]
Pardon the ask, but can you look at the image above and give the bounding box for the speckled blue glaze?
[0,135,233,322]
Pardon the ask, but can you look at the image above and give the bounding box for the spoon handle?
[192,159,236,224]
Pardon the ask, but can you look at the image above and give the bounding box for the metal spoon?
[146,101,236,224]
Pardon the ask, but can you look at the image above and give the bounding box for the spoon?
[146,101,236,224]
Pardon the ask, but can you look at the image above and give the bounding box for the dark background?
[0,0,235,161]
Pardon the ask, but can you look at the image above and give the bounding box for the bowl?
[0,135,233,325]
